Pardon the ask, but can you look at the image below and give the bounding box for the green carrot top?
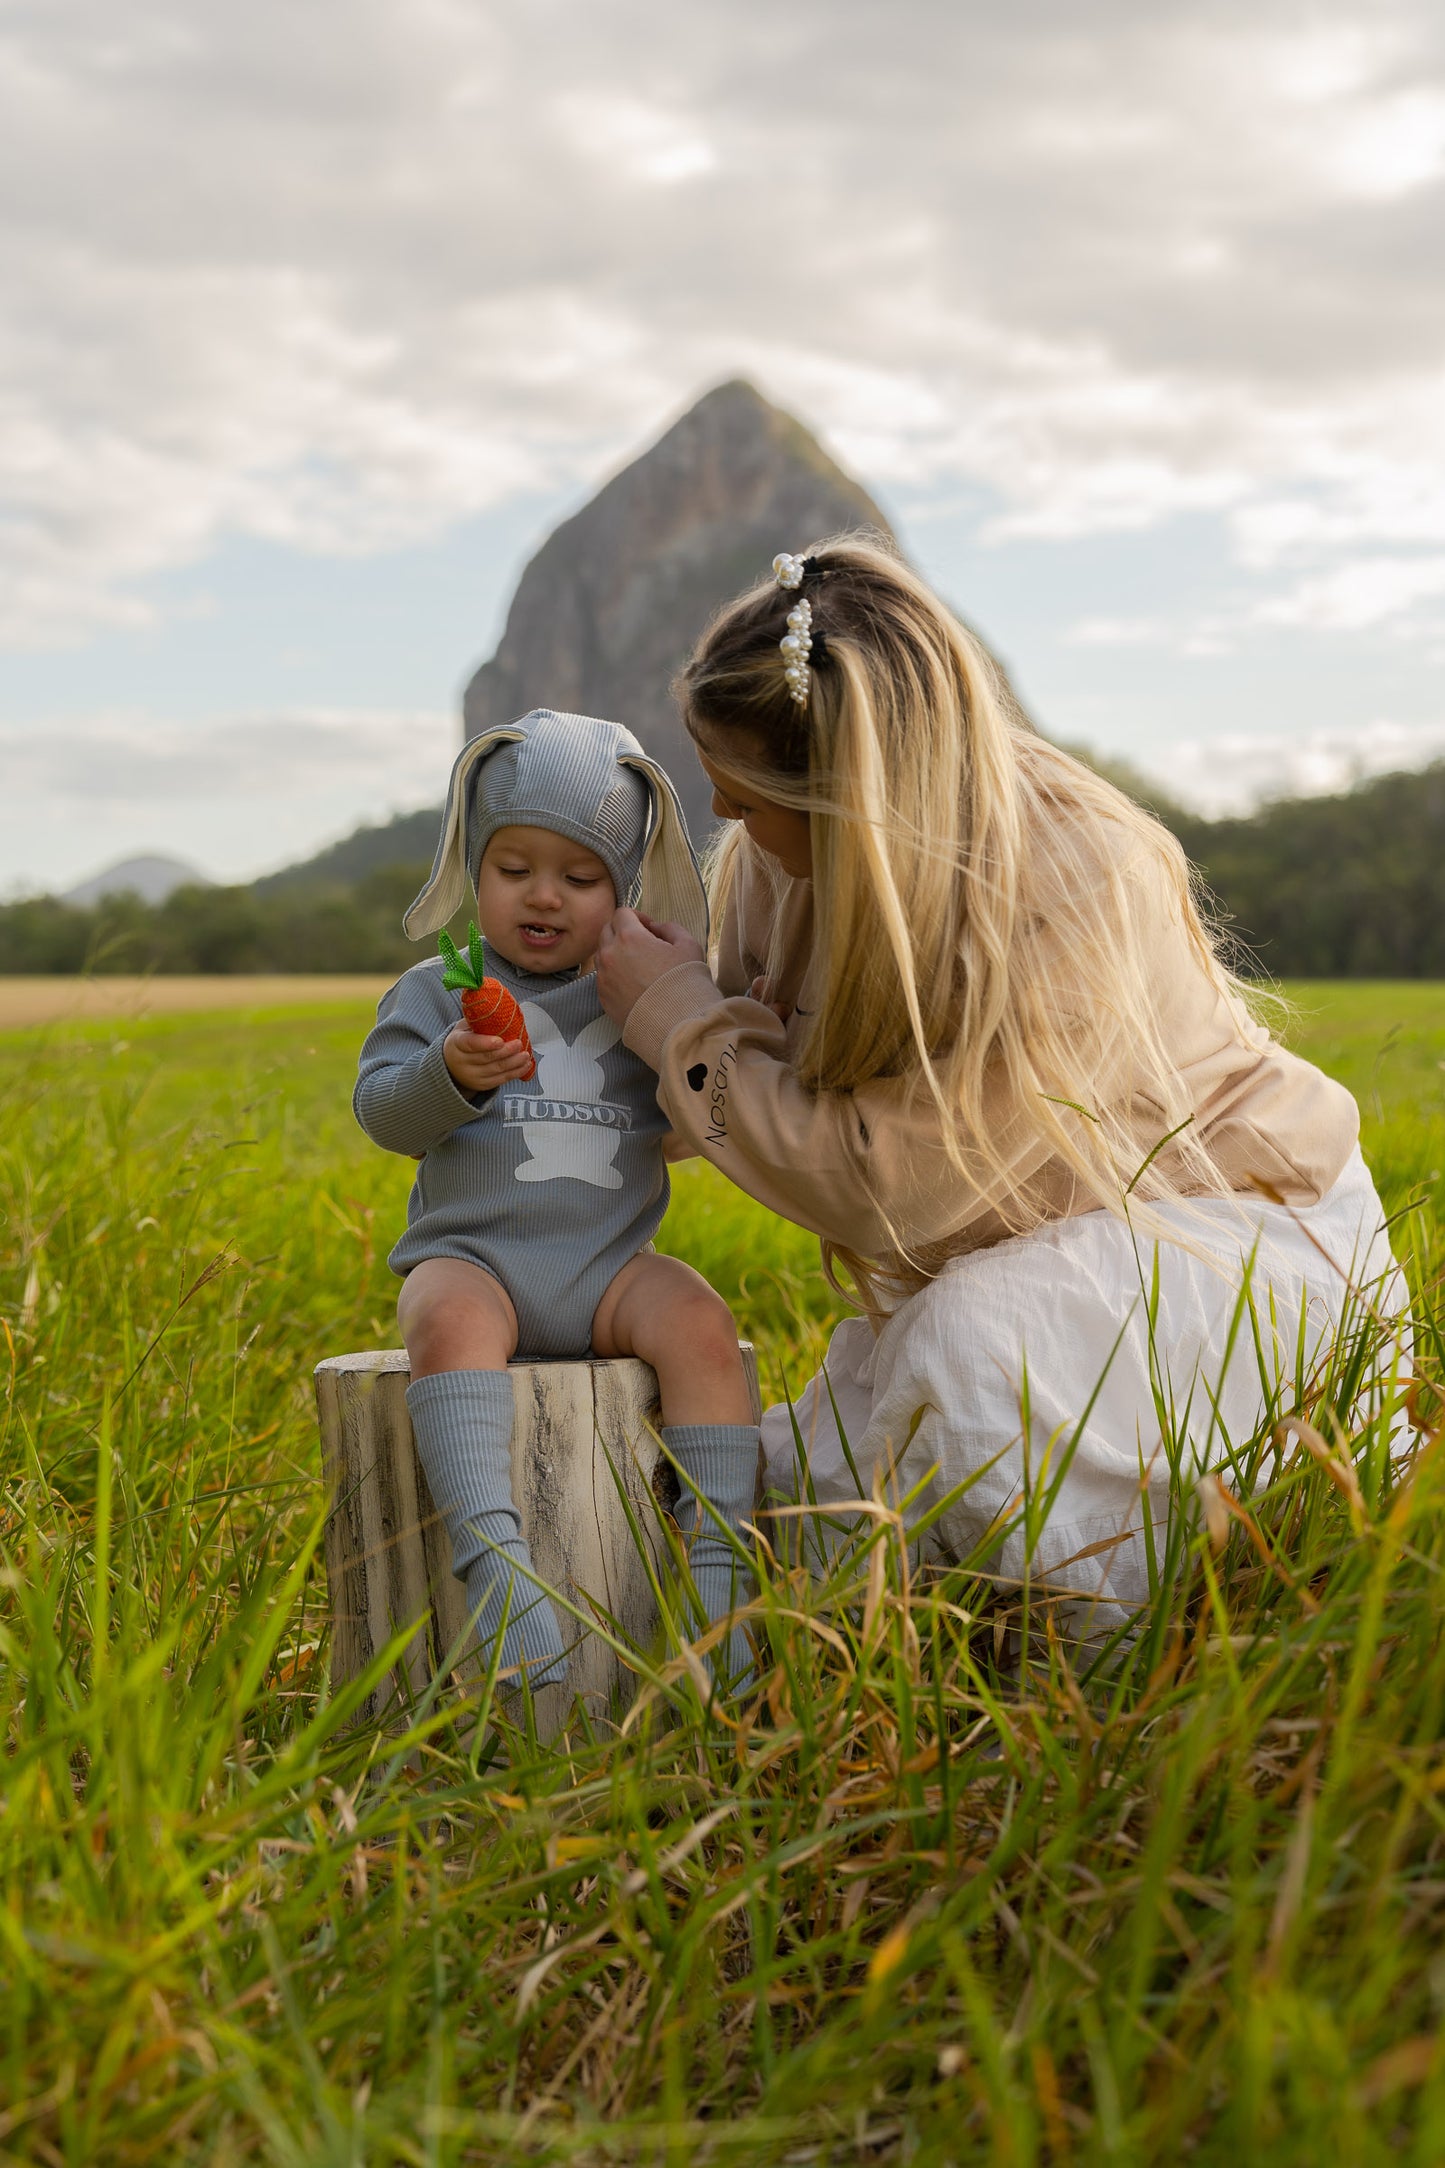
[437,921,490,991]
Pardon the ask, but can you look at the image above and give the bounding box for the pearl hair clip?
[779,597,814,707]
[774,551,820,705]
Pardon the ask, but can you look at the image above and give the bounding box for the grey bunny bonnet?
[403,708,709,946]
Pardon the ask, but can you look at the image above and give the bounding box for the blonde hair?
[676,533,1262,1304]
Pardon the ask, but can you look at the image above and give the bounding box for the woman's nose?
[711,787,736,820]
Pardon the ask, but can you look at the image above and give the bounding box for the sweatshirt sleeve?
[354,969,486,1156]
[621,962,1054,1256]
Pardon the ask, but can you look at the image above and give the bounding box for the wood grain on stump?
[315,1347,761,1719]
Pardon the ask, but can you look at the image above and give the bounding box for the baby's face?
[475,825,617,974]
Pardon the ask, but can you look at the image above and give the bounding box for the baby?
[354,708,758,1694]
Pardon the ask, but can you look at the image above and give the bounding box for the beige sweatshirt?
[621,838,1360,1288]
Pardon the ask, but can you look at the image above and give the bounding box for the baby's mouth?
[519,922,562,943]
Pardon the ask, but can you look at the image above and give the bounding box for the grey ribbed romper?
[354,948,672,1356]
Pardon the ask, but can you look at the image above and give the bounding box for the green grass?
[1276,982,1445,1214]
[0,983,1442,2165]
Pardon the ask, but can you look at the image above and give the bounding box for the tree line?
[0,864,429,977]
[2,760,1442,979]
[1167,762,1445,978]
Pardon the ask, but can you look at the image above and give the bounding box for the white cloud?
[0,0,1441,650]
[1149,716,1445,817]
[0,708,452,800]
[1066,617,1172,648]
[1253,554,1445,632]
[0,707,454,889]
[1326,86,1445,199]
[1270,25,1382,105]
[553,94,718,185]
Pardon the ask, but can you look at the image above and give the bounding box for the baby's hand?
[443,1025,535,1095]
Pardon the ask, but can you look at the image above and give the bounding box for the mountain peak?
[462,382,894,833]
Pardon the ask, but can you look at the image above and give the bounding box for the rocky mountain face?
[462,379,895,837]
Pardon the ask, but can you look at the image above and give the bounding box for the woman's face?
[696,747,813,880]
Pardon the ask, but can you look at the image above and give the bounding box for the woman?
[595,538,1405,1631]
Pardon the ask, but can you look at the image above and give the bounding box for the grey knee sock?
[406,1369,568,1690]
[663,1424,759,1688]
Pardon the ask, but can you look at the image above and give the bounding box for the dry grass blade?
[1277,1413,1368,1520]
[619,1802,738,1895]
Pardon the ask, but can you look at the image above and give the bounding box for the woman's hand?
[595,909,705,1026]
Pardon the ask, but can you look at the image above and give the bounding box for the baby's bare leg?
[398,1257,518,1376]
[594,1254,757,1688]
[591,1252,752,1425]
[397,1259,565,1689]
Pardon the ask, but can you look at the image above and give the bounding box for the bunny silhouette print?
[505,1008,628,1189]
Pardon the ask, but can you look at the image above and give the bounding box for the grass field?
[0,980,1442,2164]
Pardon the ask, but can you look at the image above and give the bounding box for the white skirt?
[759,1149,1411,1632]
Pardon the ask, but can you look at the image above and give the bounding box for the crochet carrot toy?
[438,923,536,1079]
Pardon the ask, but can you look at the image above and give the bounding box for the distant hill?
[253,809,441,895]
[63,854,212,907]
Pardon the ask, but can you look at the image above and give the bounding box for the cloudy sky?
[2,0,1442,891]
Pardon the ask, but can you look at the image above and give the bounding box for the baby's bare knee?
[615,1258,753,1426]
[399,1263,515,1374]
[642,1261,742,1369]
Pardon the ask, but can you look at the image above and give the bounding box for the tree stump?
[315,1347,761,1721]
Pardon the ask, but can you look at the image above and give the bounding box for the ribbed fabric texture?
[464,713,654,911]
[663,1423,759,1689]
[406,1369,568,1690]
[356,954,673,1356]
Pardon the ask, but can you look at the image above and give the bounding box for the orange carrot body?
[439,921,537,1079]
[460,981,536,1077]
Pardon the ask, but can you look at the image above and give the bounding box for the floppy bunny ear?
[402,727,526,940]
[619,753,710,949]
